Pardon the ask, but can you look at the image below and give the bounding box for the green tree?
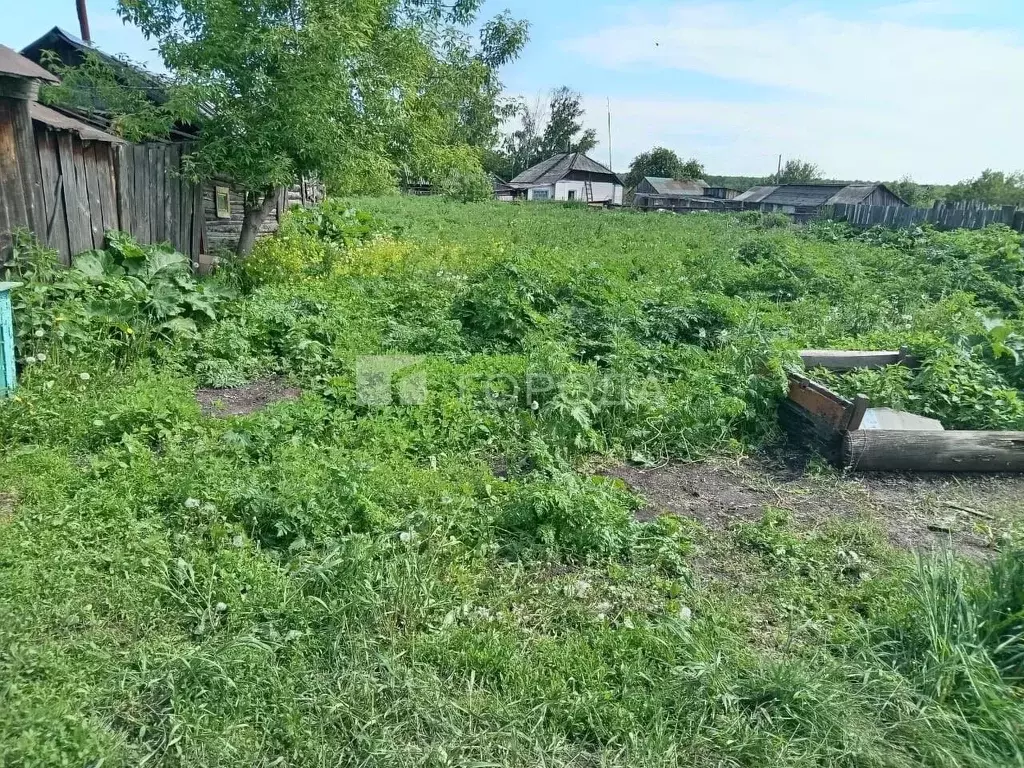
[113,0,526,254]
[888,175,935,207]
[625,147,705,189]
[774,159,823,184]
[539,87,597,158]
[946,170,1024,207]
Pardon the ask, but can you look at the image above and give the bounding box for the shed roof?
[509,152,622,187]
[0,44,59,82]
[30,102,124,142]
[736,184,845,207]
[736,182,904,207]
[642,177,708,196]
[823,183,899,205]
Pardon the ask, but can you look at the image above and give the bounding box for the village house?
[506,152,624,204]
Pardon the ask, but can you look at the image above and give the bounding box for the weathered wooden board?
[56,131,90,257]
[787,373,852,430]
[154,144,165,243]
[95,143,118,236]
[82,142,104,249]
[35,129,69,261]
[10,98,44,236]
[133,144,148,243]
[167,144,181,252]
[843,430,1024,472]
[799,349,904,371]
[0,102,30,234]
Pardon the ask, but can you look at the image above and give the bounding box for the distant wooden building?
[507,153,624,204]
[633,176,742,209]
[735,183,906,214]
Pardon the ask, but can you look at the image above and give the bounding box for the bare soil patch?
[196,378,302,417]
[607,457,1024,558]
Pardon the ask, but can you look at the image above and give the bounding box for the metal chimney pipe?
[76,0,92,43]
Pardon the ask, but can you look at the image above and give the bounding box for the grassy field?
[1,197,1023,766]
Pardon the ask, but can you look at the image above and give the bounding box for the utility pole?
[607,98,613,170]
[76,0,92,43]
[777,154,782,182]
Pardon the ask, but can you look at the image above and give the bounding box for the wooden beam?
[799,349,903,371]
[843,430,1024,472]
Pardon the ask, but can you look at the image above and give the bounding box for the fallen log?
[843,430,1024,472]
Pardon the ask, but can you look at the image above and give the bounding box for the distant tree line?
[483,87,598,180]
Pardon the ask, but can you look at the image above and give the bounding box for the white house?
[506,152,624,205]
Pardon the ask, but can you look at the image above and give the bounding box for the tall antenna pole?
[76,0,92,43]
[607,98,613,170]
[777,154,782,181]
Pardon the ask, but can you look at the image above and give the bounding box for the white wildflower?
[214,602,227,613]
[184,498,201,509]
[24,356,36,364]
[33,329,45,338]
[78,372,90,381]
[35,353,46,362]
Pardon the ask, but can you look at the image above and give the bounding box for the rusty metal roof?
[0,44,59,82]
[30,102,124,143]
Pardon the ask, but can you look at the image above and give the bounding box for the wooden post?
[843,430,1024,472]
[0,282,22,397]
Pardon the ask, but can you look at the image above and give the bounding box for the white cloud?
[565,2,1024,181]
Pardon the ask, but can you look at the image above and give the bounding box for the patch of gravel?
[195,377,302,417]
[606,457,1023,558]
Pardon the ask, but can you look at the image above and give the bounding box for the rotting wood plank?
[843,430,1024,472]
[35,129,69,262]
[82,143,104,249]
[55,132,88,260]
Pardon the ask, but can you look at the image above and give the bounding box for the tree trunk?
[236,187,281,257]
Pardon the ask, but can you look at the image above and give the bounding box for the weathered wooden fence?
[113,142,201,260]
[823,202,1024,233]
[31,128,200,265]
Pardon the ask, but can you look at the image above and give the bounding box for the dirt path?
[607,457,1024,558]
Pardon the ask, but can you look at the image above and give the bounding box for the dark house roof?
[0,44,59,82]
[735,183,904,207]
[640,177,708,196]
[21,27,202,141]
[509,153,623,187]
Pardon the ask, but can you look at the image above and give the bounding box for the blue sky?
[9,1,1024,182]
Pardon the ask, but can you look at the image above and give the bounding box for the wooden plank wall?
[112,141,200,260]
[0,124,202,265]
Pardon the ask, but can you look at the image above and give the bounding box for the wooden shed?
[4,35,322,263]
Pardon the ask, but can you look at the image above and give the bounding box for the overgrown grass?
[1,198,1023,766]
